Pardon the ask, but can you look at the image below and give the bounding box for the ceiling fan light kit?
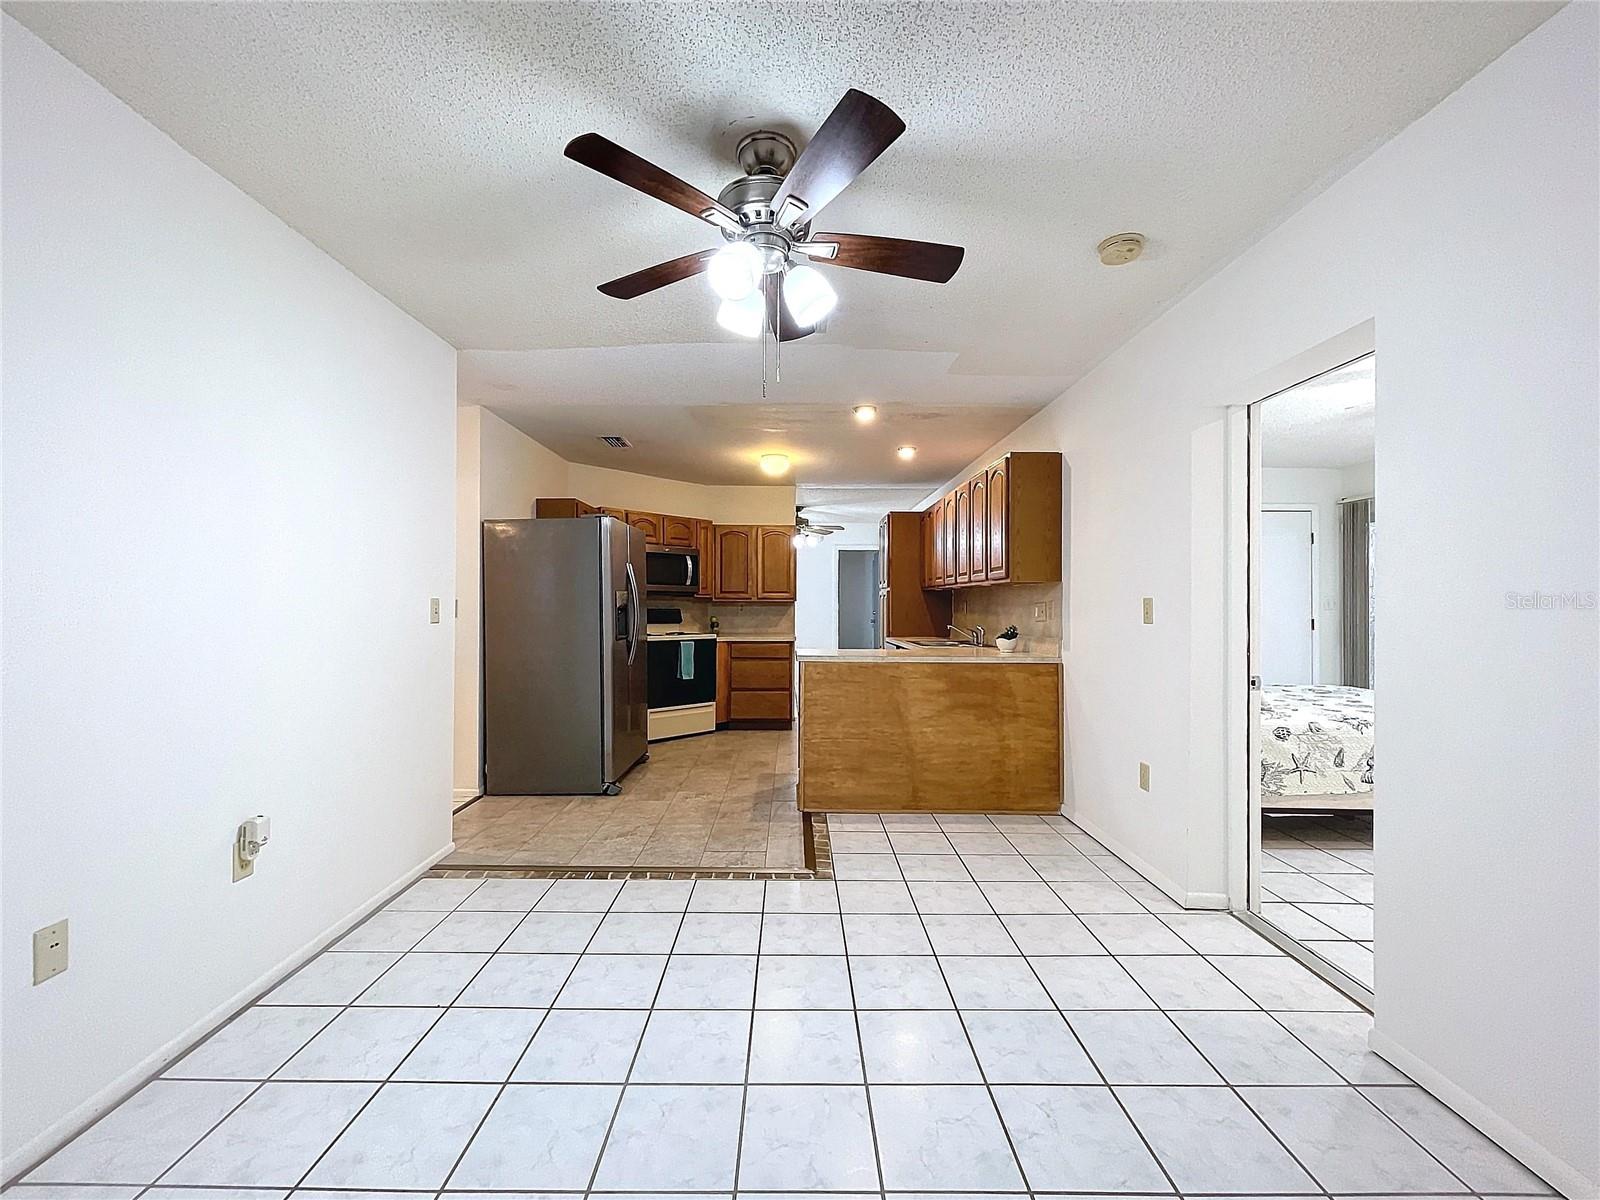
[564,88,965,357]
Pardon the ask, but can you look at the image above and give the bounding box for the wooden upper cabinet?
[661,514,696,547]
[625,510,663,543]
[598,506,627,520]
[954,486,971,584]
[921,509,936,588]
[714,525,756,600]
[695,519,714,598]
[985,458,1010,581]
[934,496,947,585]
[756,525,797,601]
[968,472,989,582]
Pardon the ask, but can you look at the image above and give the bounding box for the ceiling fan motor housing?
[716,171,810,265]
[735,129,798,177]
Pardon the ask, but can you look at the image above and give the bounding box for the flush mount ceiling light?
[852,404,878,423]
[563,89,965,360]
[759,453,791,476]
[1097,232,1146,266]
[896,445,917,461]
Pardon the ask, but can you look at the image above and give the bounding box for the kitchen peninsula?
[796,646,1063,812]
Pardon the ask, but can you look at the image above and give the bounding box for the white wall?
[1,18,457,1176]
[1262,466,1351,684]
[565,462,794,525]
[795,522,882,651]
[452,407,569,795]
[917,8,1597,1191]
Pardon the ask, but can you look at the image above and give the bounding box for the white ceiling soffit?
[1260,355,1375,469]
[797,485,936,528]
[10,2,1554,484]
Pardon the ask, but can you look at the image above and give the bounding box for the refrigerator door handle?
[624,560,641,665]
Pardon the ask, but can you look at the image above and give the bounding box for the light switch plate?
[429,597,441,624]
[1138,762,1151,791]
[1032,602,1049,623]
[1141,597,1154,624]
[33,920,68,985]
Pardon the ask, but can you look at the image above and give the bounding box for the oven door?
[647,638,717,709]
[645,546,699,594]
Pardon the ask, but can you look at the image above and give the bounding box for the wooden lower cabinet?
[722,640,793,728]
[797,659,1062,811]
[715,642,732,723]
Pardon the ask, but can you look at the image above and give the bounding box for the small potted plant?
[994,625,1020,653]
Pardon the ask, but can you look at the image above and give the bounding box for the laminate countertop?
[797,646,1060,664]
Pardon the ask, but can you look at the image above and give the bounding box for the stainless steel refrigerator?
[481,517,648,795]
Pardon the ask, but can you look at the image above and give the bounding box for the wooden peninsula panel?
[798,660,1062,812]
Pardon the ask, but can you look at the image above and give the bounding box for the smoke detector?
[1097,233,1146,266]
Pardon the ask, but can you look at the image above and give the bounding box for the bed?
[1260,684,1374,812]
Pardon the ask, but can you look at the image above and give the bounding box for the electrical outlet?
[1141,597,1154,625]
[429,597,441,624]
[1032,602,1050,623]
[33,920,68,985]
[1138,762,1151,791]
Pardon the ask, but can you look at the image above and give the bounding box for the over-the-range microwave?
[644,544,700,595]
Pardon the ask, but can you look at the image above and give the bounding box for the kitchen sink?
[892,637,971,648]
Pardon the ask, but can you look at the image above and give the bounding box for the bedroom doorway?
[1247,351,1375,1002]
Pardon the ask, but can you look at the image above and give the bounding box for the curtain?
[1340,497,1375,687]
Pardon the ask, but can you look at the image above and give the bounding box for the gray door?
[837,550,880,649]
[482,519,604,794]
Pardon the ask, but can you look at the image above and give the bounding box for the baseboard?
[1367,1027,1595,1199]
[2,841,456,1185]
[1066,811,1228,911]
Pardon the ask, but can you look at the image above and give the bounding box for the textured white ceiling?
[1261,355,1375,468]
[8,2,1553,484]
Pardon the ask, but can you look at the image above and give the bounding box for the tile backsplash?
[953,582,1062,654]
[662,598,796,638]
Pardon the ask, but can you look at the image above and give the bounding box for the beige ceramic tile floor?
[444,729,803,871]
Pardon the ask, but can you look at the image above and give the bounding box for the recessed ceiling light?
[852,404,878,424]
[1097,232,1146,266]
[759,453,791,476]
[896,445,917,461]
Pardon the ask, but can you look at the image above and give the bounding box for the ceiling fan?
[564,89,964,342]
[793,509,845,546]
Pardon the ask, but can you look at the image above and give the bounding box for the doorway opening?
[837,549,880,648]
[1247,352,1376,1002]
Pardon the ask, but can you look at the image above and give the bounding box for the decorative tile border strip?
[432,813,832,882]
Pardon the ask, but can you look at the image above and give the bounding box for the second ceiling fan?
[565,89,964,342]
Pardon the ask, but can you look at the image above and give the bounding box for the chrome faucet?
[948,623,985,647]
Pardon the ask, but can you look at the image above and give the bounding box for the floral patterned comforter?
[1260,684,1374,796]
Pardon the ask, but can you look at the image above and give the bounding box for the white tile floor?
[11,812,1552,1199]
[1261,813,1375,987]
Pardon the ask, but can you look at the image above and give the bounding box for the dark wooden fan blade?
[598,250,717,299]
[771,90,905,224]
[763,273,816,342]
[565,133,740,227]
[811,233,965,283]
